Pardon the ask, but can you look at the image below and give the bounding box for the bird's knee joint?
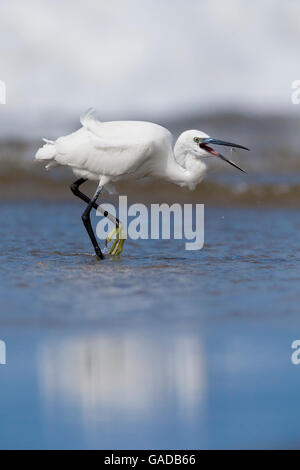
[70,183,78,194]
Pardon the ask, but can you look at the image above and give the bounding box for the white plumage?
[35,109,229,191]
[35,109,248,258]
[36,109,176,187]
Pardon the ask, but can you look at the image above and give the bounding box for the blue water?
[0,202,300,449]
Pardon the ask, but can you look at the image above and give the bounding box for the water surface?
[0,202,300,449]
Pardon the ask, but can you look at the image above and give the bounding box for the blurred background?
[1,0,300,203]
[0,0,300,450]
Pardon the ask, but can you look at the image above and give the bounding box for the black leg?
[81,186,104,259]
[70,179,124,257]
[71,179,98,211]
[70,178,119,226]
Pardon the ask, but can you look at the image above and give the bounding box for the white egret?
[35,109,249,259]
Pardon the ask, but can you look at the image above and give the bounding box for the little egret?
[35,109,249,259]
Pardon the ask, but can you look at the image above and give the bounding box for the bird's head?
[175,130,249,173]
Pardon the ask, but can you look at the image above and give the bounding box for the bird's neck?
[166,151,207,190]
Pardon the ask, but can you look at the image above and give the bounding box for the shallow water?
[0,202,300,449]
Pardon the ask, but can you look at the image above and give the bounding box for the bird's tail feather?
[35,141,57,170]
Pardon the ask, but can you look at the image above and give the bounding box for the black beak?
[214,153,247,173]
[201,138,250,151]
[200,137,249,173]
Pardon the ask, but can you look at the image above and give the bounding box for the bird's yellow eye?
[194,137,201,144]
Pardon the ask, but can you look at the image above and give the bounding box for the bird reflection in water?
[38,330,206,425]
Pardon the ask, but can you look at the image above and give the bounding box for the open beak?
[200,137,250,174]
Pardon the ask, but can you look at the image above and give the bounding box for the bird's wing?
[87,133,153,177]
[55,110,153,177]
